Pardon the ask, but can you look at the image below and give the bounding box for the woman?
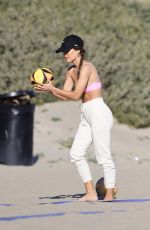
[35,34,116,201]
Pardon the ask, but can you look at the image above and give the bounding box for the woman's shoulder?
[67,64,77,76]
[66,65,77,82]
[81,61,97,73]
[66,64,76,77]
[67,64,76,72]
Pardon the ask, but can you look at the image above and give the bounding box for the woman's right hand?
[34,81,54,93]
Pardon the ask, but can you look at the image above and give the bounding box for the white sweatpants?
[70,98,116,189]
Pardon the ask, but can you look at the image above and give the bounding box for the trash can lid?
[0,90,35,100]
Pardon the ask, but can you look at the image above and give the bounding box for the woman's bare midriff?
[82,89,102,103]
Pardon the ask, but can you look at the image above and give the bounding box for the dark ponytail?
[77,48,85,77]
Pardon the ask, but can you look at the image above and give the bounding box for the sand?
[0,100,150,230]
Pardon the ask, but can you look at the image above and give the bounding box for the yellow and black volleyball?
[31,68,54,86]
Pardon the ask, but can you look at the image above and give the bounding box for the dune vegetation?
[0,0,150,127]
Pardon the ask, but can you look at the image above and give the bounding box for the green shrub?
[0,0,149,127]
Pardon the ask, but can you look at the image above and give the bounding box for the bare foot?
[78,193,98,202]
[103,186,118,202]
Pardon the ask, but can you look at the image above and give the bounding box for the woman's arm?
[51,65,90,100]
[51,71,75,100]
[35,65,90,101]
[51,91,67,100]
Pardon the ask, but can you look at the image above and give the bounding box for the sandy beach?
[0,100,150,230]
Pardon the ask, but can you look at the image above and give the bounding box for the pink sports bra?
[84,82,102,93]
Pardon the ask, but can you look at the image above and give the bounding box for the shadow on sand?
[39,193,105,201]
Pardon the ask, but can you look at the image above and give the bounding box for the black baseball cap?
[55,34,84,53]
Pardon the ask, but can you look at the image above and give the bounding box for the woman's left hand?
[34,81,54,93]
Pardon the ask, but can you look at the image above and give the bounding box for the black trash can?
[0,90,35,165]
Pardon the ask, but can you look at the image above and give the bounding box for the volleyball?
[31,68,54,86]
[95,177,106,199]
[96,177,118,200]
